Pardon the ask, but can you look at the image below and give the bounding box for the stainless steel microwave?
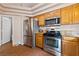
[45,17,60,26]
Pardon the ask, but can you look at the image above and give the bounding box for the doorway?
[0,16,12,46]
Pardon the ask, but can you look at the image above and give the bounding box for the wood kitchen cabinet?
[39,15,46,26]
[44,12,51,19]
[34,9,60,26]
[73,3,79,24]
[61,5,73,25]
[37,15,45,26]
[34,3,79,25]
[51,9,60,18]
[34,15,45,26]
[62,37,79,56]
[46,9,60,18]
[36,33,44,48]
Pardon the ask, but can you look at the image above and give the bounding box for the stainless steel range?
[44,31,62,56]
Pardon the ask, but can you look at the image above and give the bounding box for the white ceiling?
[1,3,41,10]
[0,3,74,16]
[11,3,38,8]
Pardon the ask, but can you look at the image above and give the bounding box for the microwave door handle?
[56,18,57,24]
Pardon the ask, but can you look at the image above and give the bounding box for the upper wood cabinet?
[38,15,45,26]
[73,3,79,24]
[34,15,45,26]
[38,9,60,26]
[34,3,79,25]
[53,9,60,17]
[47,9,60,18]
[61,5,73,25]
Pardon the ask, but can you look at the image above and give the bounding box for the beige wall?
[0,13,29,46]
[0,6,30,46]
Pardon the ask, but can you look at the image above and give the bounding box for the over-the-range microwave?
[45,17,60,26]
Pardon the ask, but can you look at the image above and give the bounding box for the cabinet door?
[73,3,79,24]
[36,37,43,48]
[38,15,45,26]
[62,40,78,56]
[36,34,44,48]
[61,5,73,25]
[44,12,52,19]
[47,9,60,18]
[53,9,60,17]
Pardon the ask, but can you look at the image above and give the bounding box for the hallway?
[0,42,52,56]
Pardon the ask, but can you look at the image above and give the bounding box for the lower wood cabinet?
[62,37,79,56]
[36,33,44,48]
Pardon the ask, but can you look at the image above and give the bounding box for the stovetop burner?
[44,31,61,38]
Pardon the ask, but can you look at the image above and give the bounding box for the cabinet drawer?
[63,37,78,42]
[36,35,43,37]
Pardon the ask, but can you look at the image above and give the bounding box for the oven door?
[44,37,61,52]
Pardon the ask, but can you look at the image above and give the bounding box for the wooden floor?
[0,42,52,56]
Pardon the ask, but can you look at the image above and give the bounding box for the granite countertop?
[61,30,79,38]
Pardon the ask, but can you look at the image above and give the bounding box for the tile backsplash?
[61,24,79,37]
[39,24,79,37]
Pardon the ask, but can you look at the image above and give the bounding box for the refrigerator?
[23,18,39,48]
